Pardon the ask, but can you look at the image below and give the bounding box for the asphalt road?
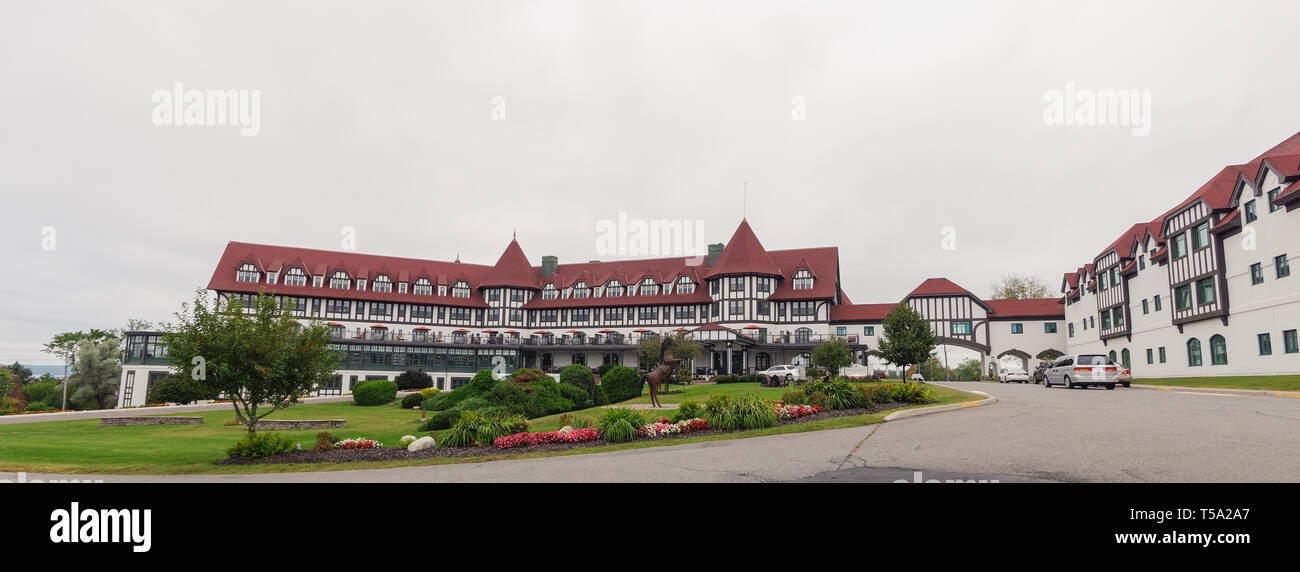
[7,382,1300,482]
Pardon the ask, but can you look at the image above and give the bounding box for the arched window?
[372,275,393,293]
[755,352,771,370]
[676,276,695,294]
[1108,350,1117,363]
[236,263,261,283]
[640,277,659,296]
[605,280,623,297]
[413,278,432,296]
[1187,338,1202,366]
[329,271,351,290]
[795,327,813,343]
[793,270,813,290]
[1210,335,1227,365]
[573,282,590,299]
[452,281,470,298]
[1121,348,1131,369]
[284,267,307,287]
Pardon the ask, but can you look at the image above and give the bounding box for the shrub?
[557,383,592,410]
[595,362,618,377]
[458,397,489,412]
[802,379,864,410]
[510,368,548,384]
[805,366,827,379]
[594,385,609,406]
[467,369,500,394]
[226,432,296,459]
[420,387,441,399]
[671,399,702,423]
[560,364,595,398]
[145,374,219,405]
[440,411,530,448]
[600,366,642,403]
[806,391,829,409]
[781,389,808,405]
[856,382,895,405]
[711,374,741,384]
[395,370,434,390]
[703,394,777,430]
[597,408,650,443]
[892,382,934,403]
[23,402,50,412]
[400,393,425,409]
[571,415,595,429]
[353,379,398,406]
[21,380,58,405]
[738,373,764,383]
[420,408,463,431]
[314,431,336,451]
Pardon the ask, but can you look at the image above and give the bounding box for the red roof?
[1096,222,1149,262]
[764,247,841,301]
[1210,209,1241,234]
[704,219,784,278]
[908,278,974,297]
[479,238,538,289]
[986,298,1064,318]
[693,323,735,332]
[829,303,895,323]
[1275,179,1300,204]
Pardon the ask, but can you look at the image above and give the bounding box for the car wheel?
[1106,384,1115,390]
[1065,377,1075,389]
[1123,382,1130,388]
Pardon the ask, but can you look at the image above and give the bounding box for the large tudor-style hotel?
[115,132,1300,407]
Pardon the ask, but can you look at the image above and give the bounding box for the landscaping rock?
[558,425,574,433]
[407,436,436,452]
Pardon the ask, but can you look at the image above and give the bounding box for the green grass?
[1134,375,1300,392]
[0,382,978,475]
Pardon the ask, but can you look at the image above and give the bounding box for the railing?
[330,331,652,347]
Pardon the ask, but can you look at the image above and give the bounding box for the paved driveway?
[8,383,1300,482]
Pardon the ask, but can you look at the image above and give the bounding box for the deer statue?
[642,336,679,408]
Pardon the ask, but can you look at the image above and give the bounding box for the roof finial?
[513,228,517,240]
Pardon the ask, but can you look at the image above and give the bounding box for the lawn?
[1134,375,1300,392]
[0,382,977,475]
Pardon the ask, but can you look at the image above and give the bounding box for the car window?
[1077,355,1110,366]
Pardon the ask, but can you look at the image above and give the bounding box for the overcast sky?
[3,0,1298,364]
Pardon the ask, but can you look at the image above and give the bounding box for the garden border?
[881,383,997,421]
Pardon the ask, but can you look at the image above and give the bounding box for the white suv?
[760,364,805,383]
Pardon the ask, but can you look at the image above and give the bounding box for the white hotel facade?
[114,132,1300,407]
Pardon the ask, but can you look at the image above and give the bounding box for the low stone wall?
[256,419,347,430]
[101,416,204,426]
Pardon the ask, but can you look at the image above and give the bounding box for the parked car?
[1043,354,1119,390]
[1032,361,1052,384]
[999,367,1030,383]
[910,373,926,382]
[760,364,805,384]
[1117,368,1132,388]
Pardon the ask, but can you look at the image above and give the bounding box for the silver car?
[1043,354,1119,390]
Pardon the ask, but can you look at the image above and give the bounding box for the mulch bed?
[216,400,930,466]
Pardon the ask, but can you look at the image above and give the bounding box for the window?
[1068,323,1074,337]
[542,284,558,300]
[1139,255,1146,270]
[638,306,658,321]
[756,300,770,315]
[414,278,432,295]
[539,310,557,323]
[1158,346,1166,363]
[756,278,771,293]
[951,321,972,335]
[1153,295,1162,312]
[572,282,590,299]
[1121,348,1131,368]
[1146,348,1153,364]
[511,290,524,302]
[640,278,659,296]
[729,300,744,316]
[710,280,720,295]
[605,280,624,297]
[1276,254,1291,278]
[604,308,623,321]
[1251,263,1264,285]
[449,307,470,321]
[236,263,261,283]
[329,271,351,290]
[792,270,813,290]
[794,328,813,343]
[755,352,771,370]
[1258,333,1272,356]
[1245,200,1258,223]
[372,275,393,293]
[1170,234,1187,259]
[1011,323,1023,334]
[711,301,719,317]
[1101,312,1111,329]
[729,277,744,292]
[356,279,366,291]
[369,302,391,316]
[1187,338,1202,366]
[1268,187,1281,212]
[398,282,408,294]
[1285,330,1299,354]
[284,267,307,287]
[487,290,500,302]
[1196,278,1215,306]
[1099,273,1108,290]
[791,301,816,317]
[1044,322,1057,333]
[676,277,695,294]
[836,326,847,336]
[864,326,875,336]
[674,305,695,319]
[325,299,350,314]
[1112,306,1124,327]
[1108,350,1117,363]
[1175,284,1192,310]
[1191,222,1210,251]
[452,281,471,298]
[313,275,324,288]
[438,285,447,296]
[510,309,523,322]
[411,304,433,319]
[572,309,589,322]
[1210,335,1227,365]
[1142,299,1149,314]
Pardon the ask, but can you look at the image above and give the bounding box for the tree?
[69,335,123,410]
[163,289,341,434]
[636,333,701,390]
[875,303,938,382]
[990,274,1052,299]
[7,362,33,384]
[811,338,854,377]
[145,373,220,405]
[953,358,982,381]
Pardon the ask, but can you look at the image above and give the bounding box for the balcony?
[330,330,651,349]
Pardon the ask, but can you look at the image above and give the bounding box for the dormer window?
[573,282,590,299]
[438,285,447,296]
[236,263,261,283]
[356,279,367,291]
[266,272,279,285]
[284,267,308,287]
[312,275,323,288]
[372,275,393,293]
[452,281,470,298]
[677,277,695,294]
[414,278,432,295]
[329,271,351,289]
[543,284,558,300]
[606,280,624,297]
[641,278,659,296]
[792,270,813,290]
[398,282,408,294]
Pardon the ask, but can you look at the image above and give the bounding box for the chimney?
[541,255,558,277]
[707,243,724,267]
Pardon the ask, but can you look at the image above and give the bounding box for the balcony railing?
[331,330,651,347]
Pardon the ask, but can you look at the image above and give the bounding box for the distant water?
[15,365,69,379]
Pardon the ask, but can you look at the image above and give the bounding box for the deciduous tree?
[875,303,938,381]
[990,274,1052,299]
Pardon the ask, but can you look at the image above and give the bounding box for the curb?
[1129,384,1300,399]
[882,384,998,421]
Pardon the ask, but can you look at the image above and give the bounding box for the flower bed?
[636,418,709,438]
[494,427,600,449]
[334,437,382,449]
[774,403,822,420]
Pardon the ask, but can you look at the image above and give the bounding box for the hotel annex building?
[115,132,1300,407]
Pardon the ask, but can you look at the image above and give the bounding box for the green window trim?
[1187,338,1202,367]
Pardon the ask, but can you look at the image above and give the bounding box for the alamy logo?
[1042,82,1151,136]
[50,502,151,553]
[151,81,261,136]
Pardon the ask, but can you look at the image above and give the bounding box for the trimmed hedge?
[601,366,643,403]
[400,392,425,409]
[395,370,434,390]
[226,432,295,459]
[559,364,595,398]
[352,379,398,406]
